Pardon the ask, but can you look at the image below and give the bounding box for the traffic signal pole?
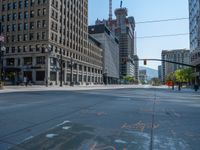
[139,58,200,89]
[139,58,197,68]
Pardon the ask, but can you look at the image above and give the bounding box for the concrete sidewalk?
[0,84,155,93]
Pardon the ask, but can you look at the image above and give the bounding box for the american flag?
[0,35,5,42]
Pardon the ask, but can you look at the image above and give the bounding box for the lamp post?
[0,45,6,82]
[59,48,63,87]
[70,57,74,86]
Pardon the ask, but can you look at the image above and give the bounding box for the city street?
[0,87,200,150]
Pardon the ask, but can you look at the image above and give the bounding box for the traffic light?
[144,59,147,65]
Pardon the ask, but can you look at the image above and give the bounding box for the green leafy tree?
[175,68,194,83]
[123,76,135,84]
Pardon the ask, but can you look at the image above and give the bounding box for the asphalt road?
[0,88,200,150]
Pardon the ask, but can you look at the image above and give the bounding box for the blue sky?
[88,0,189,70]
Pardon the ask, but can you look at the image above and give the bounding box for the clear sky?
[88,0,189,70]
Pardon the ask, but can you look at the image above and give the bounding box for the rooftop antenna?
[109,0,112,21]
[120,0,123,8]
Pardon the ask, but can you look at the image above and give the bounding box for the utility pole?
[70,57,74,86]
[60,49,63,87]
[0,33,5,82]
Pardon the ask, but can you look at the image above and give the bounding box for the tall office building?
[189,0,200,84]
[161,49,190,83]
[96,7,139,82]
[139,69,147,84]
[88,24,119,84]
[0,0,103,85]
[158,65,162,81]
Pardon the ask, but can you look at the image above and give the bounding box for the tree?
[123,76,135,84]
[175,68,194,84]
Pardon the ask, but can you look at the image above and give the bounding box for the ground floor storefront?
[3,68,103,86]
[2,55,103,86]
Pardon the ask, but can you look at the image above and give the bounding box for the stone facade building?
[189,0,200,85]
[161,49,190,83]
[88,24,119,84]
[0,0,103,85]
[95,7,139,82]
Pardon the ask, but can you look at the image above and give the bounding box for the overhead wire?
[135,17,189,39]
[136,17,189,24]
[137,33,189,39]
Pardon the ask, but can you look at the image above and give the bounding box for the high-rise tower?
[0,0,103,85]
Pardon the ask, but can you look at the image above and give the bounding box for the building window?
[31,0,35,6]
[17,59,21,66]
[24,0,29,7]
[50,57,57,66]
[30,10,34,18]
[12,35,15,42]
[7,14,11,21]
[1,25,5,32]
[36,45,41,51]
[18,23,23,31]
[42,20,47,27]
[12,13,17,20]
[37,9,41,16]
[42,32,46,39]
[24,34,28,41]
[6,58,15,66]
[18,46,22,52]
[11,47,15,53]
[24,11,28,19]
[2,4,6,11]
[24,23,28,30]
[29,45,35,52]
[24,57,32,65]
[19,0,23,8]
[6,47,10,53]
[43,8,47,15]
[43,0,47,4]
[38,0,41,5]
[6,36,10,43]
[36,71,45,81]
[12,24,16,31]
[30,22,34,29]
[37,33,40,40]
[23,46,28,52]
[13,2,17,9]
[1,15,5,22]
[7,3,12,10]
[7,25,11,32]
[36,56,45,64]
[29,33,34,40]
[18,12,23,19]
[37,21,41,28]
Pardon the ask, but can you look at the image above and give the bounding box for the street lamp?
[0,46,6,82]
[59,48,63,87]
[69,57,74,86]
